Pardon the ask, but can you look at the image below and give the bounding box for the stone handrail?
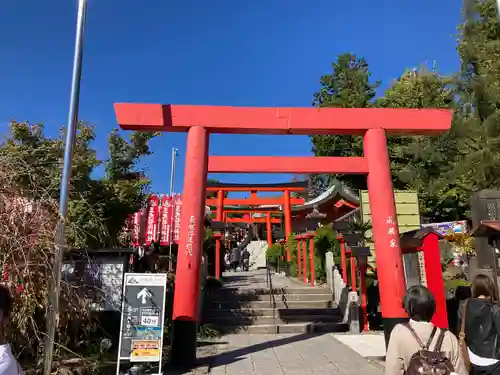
[325,251,352,323]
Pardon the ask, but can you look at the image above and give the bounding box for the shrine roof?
[240,183,359,217]
[291,183,359,213]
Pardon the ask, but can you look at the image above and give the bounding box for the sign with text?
[145,195,159,246]
[117,273,167,366]
[173,195,182,244]
[159,195,172,246]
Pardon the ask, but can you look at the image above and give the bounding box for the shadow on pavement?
[204,332,326,368]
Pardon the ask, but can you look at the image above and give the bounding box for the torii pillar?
[283,189,292,260]
[215,190,224,279]
[114,104,452,363]
[172,126,209,365]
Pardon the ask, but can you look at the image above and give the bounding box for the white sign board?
[116,273,168,374]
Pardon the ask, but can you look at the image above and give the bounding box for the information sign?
[116,273,167,374]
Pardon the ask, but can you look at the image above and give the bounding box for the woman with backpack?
[385,285,467,375]
[459,274,500,375]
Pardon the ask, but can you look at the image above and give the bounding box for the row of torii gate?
[206,180,307,278]
[114,103,453,366]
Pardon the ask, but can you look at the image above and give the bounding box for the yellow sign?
[130,340,161,362]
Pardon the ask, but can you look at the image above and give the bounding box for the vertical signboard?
[173,195,182,244]
[159,195,172,246]
[116,273,167,373]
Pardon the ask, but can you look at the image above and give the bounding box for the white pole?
[497,0,500,23]
[168,147,178,270]
[44,1,87,374]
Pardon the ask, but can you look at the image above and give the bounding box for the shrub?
[265,243,283,267]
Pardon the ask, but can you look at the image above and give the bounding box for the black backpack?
[403,323,455,375]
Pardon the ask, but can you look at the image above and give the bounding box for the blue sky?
[0,0,461,197]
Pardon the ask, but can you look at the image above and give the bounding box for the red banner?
[131,212,141,246]
[144,195,159,246]
[159,195,172,246]
[173,194,182,244]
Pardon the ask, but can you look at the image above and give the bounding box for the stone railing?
[325,251,353,323]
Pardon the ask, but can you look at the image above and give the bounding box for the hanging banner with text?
[159,195,172,246]
[131,212,141,247]
[173,194,182,244]
[144,195,159,246]
[126,194,184,247]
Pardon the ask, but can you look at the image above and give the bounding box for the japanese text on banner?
[145,195,159,246]
[173,195,182,243]
[159,196,172,246]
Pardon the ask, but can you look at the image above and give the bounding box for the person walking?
[385,285,467,375]
[224,251,230,272]
[241,247,250,271]
[447,285,471,336]
[367,277,381,330]
[229,245,240,272]
[459,274,500,375]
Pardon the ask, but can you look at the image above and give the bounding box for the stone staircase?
[204,271,348,334]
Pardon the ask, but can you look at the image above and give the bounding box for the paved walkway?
[206,270,384,374]
[220,269,311,290]
[208,333,383,374]
[334,332,386,359]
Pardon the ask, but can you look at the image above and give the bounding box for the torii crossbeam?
[114,103,453,365]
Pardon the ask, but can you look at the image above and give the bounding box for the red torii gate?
[206,181,307,277]
[205,196,304,205]
[114,104,452,365]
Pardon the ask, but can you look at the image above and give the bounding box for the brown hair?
[472,274,498,301]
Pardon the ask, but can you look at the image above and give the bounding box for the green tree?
[311,53,380,193]
[449,0,500,215]
[0,121,156,248]
[404,0,500,222]
[375,67,462,221]
[0,120,157,364]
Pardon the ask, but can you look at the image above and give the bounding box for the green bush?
[266,243,283,267]
[276,225,365,284]
[314,225,340,258]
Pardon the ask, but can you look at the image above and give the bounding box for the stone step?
[205,314,341,326]
[212,287,331,296]
[216,322,348,334]
[208,293,332,302]
[205,307,342,318]
[275,293,333,301]
[207,300,334,309]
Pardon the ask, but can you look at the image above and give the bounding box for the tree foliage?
[377,68,463,221]
[311,53,380,192]
[0,121,156,248]
[0,120,156,368]
[451,0,500,209]
[310,0,500,222]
